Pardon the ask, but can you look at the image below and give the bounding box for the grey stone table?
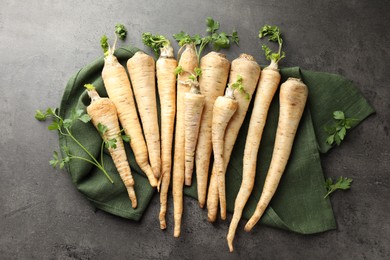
[1,0,389,259]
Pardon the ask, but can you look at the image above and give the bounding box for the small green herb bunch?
[259,25,285,67]
[226,75,250,100]
[142,33,171,58]
[173,17,239,63]
[35,107,124,183]
[325,111,358,146]
[100,23,128,57]
[324,176,353,198]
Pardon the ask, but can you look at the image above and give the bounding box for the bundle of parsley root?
[35,19,354,252]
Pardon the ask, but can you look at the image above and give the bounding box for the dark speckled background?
[0,0,389,259]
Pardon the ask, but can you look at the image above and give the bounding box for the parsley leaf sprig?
[259,25,285,67]
[100,23,128,57]
[175,66,202,94]
[142,33,171,58]
[97,122,130,150]
[324,176,353,198]
[115,23,127,40]
[174,65,202,80]
[35,107,115,183]
[225,75,250,100]
[325,111,358,146]
[173,17,239,63]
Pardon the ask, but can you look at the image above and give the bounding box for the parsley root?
[227,25,286,252]
[172,43,198,237]
[207,54,261,222]
[244,77,308,233]
[127,52,161,179]
[211,83,240,220]
[143,33,178,230]
[184,72,205,186]
[173,18,238,207]
[85,84,137,208]
[195,52,230,208]
[101,26,158,187]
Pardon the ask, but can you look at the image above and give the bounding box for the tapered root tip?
[227,235,234,252]
[159,221,167,230]
[244,217,258,232]
[207,207,217,223]
[174,229,180,238]
[131,199,137,209]
[184,178,192,186]
[127,188,137,209]
[220,209,226,221]
[207,217,215,223]
[159,211,166,230]
[157,178,162,192]
[149,177,158,188]
[199,202,205,209]
[244,223,253,232]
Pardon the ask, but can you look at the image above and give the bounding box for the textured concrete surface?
[1,0,389,259]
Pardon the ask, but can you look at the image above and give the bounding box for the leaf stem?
[100,140,105,169]
[68,155,113,183]
[323,189,333,199]
[197,40,208,63]
[65,128,101,167]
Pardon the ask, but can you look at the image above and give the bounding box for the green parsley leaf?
[325,110,357,146]
[333,111,345,120]
[48,121,60,131]
[228,74,250,100]
[105,138,117,149]
[49,151,59,168]
[35,108,56,121]
[206,17,220,33]
[259,25,285,64]
[49,158,58,168]
[121,134,130,142]
[46,108,55,116]
[174,17,239,62]
[75,109,84,118]
[142,32,170,58]
[338,127,346,140]
[324,176,353,198]
[84,84,95,91]
[100,35,109,55]
[262,45,273,61]
[62,145,70,155]
[115,23,127,40]
[259,25,281,42]
[59,161,65,169]
[174,66,184,75]
[192,34,203,45]
[194,67,202,77]
[53,151,58,160]
[97,123,108,135]
[326,135,334,145]
[35,110,47,121]
[173,31,193,46]
[78,114,91,123]
[231,30,239,45]
[213,32,230,51]
[63,119,73,129]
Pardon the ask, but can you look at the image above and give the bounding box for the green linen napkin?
[58,46,374,233]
